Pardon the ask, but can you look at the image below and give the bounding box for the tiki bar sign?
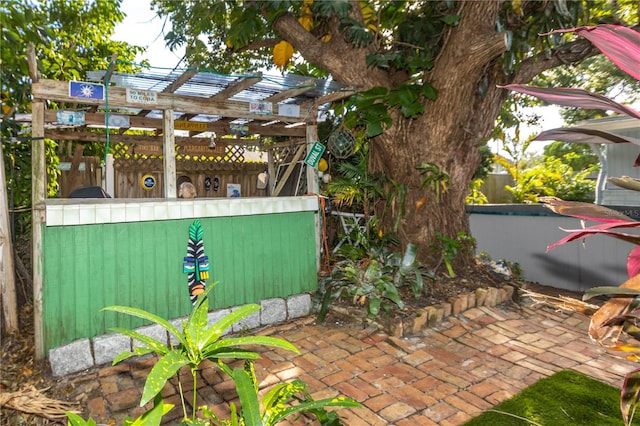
[133,142,227,157]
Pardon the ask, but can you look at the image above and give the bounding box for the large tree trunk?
[369,2,508,263]
[272,0,602,264]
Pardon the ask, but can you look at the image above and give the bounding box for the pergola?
[22,45,355,358]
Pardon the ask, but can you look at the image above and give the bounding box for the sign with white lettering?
[304,141,326,168]
[126,88,158,105]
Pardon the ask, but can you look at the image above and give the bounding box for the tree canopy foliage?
[149,0,638,260]
[1,0,143,231]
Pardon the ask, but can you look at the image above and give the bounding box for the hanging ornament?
[328,130,355,159]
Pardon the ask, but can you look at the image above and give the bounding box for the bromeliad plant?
[503,23,640,426]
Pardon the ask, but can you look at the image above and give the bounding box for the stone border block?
[260,298,287,325]
[133,324,168,349]
[49,338,94,376]
[232,307,261,333]
[287,293,311,319]
[93,334,131,366]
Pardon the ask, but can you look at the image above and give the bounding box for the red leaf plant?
[503,23,640,426]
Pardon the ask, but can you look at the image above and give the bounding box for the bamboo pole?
[0,141,18,333]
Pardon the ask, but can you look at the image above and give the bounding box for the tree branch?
[514,24,640,83]
[271,12,389,87]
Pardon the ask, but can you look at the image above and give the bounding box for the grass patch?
[463,369,628,425]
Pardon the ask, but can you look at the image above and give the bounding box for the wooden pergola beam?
[39,110,306,137]
[32,79,307,123]
[265,80,316,104]
[162,68,199,93]
[44,129,263,146]
[210,73,263,101]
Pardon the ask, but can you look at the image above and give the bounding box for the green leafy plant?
[325,143,384,218]
[431,232,476,278]
[67,395,174,426]
[98,285,360,424]
[417,162,449,203]
[315,241,433,323]
[505,155,597,203]
[201,360,360,426]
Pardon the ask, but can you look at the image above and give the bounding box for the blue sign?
[69,81,105,100]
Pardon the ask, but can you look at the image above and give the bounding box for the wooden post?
[32,100,46,359]
[305,125,322,273]
[28,43,46,359]
[163,109,176,198]
[0,141,18,333]
[305,125,319,195]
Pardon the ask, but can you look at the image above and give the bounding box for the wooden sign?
[178,143,227,157]
[132,143,227,156]
[126,88,158,105]
[133,144,162,156]
[175,121,208,132]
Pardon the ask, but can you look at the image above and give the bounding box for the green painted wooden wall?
[42,211,317,353]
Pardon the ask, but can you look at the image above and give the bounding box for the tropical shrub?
[315,239,433,323]
[430,232,476,278]
[506,155,597,203]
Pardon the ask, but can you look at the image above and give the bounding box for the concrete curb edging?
[49,293,312,377]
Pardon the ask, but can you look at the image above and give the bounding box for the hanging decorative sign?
[69,81,105,100]
[106,114,130,128]
[178,142,227,157]
[175,120,208,132]
[141,174,156,190]
[278,104,300,117]
[249,101,273,115]
[304,141,326,168]
[126,88,158,105]
[56,110,85,125]
[134,144,162,156]
[227,183,241,198]
[229,123,250,136]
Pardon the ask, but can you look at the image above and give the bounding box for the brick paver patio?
[54,299,638,425]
